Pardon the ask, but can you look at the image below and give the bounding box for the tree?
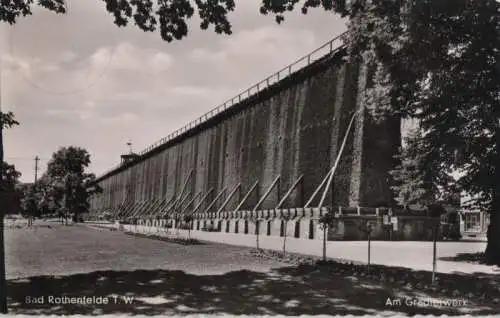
[42,147,101,225]
[390,128,458,210]
[0,112,19,313]
[353,0,500,264]
[20,184,40,225]
[0,161,22,213]
[390,129,435,209]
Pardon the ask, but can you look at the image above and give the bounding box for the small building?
[459,193,489,240]
[121,153,139,165]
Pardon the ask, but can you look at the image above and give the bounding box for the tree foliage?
[346,0,499,211]
[0,112,19,130]
[20,147,102,222]
[0,161,22,215]
[348,0,499,264]
[45,147,102,222]
[0,161,21,193]
[0,0,350,42]
[389,128,458,209]
[20,184,40,218]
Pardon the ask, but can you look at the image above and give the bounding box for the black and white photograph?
[0,0,499,316]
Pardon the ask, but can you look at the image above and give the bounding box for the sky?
[1,1,347,183]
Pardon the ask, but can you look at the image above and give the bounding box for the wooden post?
[276,175,303,209]
[283,219,288,256]
[322,222,327,261]
[368,226,372,272]
[256,219,260,250]
[432,220,438,285]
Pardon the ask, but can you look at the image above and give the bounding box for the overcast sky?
[1,1,346,183]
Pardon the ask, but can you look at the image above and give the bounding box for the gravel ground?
[4,221,499,316]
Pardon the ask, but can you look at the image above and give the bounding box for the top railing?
[97,32,347,179]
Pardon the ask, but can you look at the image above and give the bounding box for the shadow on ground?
[440,252,486,264]
[7,264,498,316]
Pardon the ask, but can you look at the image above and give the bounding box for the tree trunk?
[0,124,8,313]
[485,199,500,266]
[485,126,500,266]
[255,220,260,250]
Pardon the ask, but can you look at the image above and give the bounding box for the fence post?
[432,220,438,285]
[368,225,372,272]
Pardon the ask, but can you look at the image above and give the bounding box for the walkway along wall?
[90,43,404,239]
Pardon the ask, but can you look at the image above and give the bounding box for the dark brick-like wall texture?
[91,50,401,215]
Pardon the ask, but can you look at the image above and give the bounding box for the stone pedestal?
[298,219,311,239]
[221,220,230,233]
[256,220,266,236]
[248,221,256,235]
[238,220,246,234]
[285,220,296,238]
[271,219,282,236]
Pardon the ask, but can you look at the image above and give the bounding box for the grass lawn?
[4,220,500,315]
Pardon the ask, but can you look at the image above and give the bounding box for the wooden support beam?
[175,191,193,212]
[128,201,148,218]
[151,196,175,218]
[130,200,152,219]
[306,111,360,208]
[216,184,242,215]
[254,176,280,212]
[140,200,161,218]
[305,170,333,208]
[110,203,123,217]
[147,198,166,218]
[203,188,227,214]
[176,169,194,205]
[191,188,214,214]
[144,199,165,218]
[233,180,259,212]
[318,110,360,208]
[124,200,144,218]
[180,191,204,215]
[119,201,138,218]
[276,175,303,209]
[160,196,180,218]
[120,202,136,218]
[110,204,124,218]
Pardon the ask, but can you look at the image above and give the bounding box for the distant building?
[121,153,139,165]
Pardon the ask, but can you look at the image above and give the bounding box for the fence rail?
[97,32,347,180]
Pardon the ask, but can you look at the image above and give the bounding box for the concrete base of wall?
[118,208,445,241]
